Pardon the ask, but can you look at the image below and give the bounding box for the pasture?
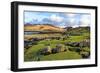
[24,27,90,61]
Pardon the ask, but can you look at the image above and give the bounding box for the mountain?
[24,24,65,32]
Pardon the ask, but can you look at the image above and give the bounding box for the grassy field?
[24,43,82,61]
[24,27,90,61]
[40,51,82,61]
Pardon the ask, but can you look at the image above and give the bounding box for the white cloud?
[72,25,79,28]
[50,14,63,22]
[66,13,76,17]
[80,15,91,27]
[58,23,67,28]
[70,18,75,23]
[65,13,76,25]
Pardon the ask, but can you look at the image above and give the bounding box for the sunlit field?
[24,27,90,61]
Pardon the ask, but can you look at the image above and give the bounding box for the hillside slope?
[24,24,65,32]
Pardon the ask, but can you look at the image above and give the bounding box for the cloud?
[24,11,91,28]
[65,13,76,17]
[65,13,91,27]
[42,18,54,24]
[72,25,79,28]
[24,11,46,24]
[80,15,90,27]
[42,18,64,27]
[69,18,75,23]
[50,14,64,22]
[64,13,78,26]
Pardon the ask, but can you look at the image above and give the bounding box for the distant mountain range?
[24,24,65,32]
[24,24,90,33]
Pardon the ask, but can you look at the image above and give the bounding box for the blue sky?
[24,11,91,28]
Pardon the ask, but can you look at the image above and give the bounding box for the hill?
[24,24,65,32]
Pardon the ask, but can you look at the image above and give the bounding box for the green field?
[24,40,82,61]
[24,27,90,61]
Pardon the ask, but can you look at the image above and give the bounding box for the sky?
[24,11,91,28]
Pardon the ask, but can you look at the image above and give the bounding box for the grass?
[24,44,43,61]
[24,43,82,61]
[40,51,82,61]
[24,28,90,61]
[24,36,88,61]
[24,33,62,40]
